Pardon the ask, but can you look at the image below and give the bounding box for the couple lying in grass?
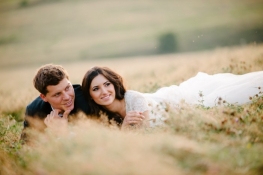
[21,64,263,143]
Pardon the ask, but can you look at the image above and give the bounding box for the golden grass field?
[1,44,263,175]
[1,0,263,174]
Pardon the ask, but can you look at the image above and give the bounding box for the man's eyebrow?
[51,91,61,96]
[50,83,71,95]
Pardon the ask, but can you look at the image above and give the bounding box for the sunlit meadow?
[1,0,263,174]
[1,44,263,175]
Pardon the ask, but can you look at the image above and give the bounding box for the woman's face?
[89,74,116,106]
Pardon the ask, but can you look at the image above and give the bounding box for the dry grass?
[1,44,263,175]
[1,0,263,174]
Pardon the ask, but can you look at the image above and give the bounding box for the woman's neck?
[103,99,126,118]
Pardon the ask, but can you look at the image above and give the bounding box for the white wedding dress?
[124,71,263,127]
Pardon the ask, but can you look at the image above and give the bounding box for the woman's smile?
[101,94,111,100]
[90,74,116,106]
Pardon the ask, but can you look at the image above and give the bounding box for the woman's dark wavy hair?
[82,66,126,124]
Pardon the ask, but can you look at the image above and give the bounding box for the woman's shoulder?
[125,90,144,98]
[124,90,146,102]
[124,90,148,112]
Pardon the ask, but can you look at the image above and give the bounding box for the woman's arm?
[121,110,149,130]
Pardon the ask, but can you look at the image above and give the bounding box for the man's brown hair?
[33,64,69,95]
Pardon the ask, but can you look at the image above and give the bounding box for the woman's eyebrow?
[92,85,98,88]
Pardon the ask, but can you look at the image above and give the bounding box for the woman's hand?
[44,109,71,136]
[121,111,149,130]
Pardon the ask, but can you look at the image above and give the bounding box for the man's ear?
[40,94,48,102]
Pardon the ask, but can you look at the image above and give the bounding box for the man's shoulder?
[26,96,51,118]
[27,96,49,109]
[72,84,91,115]
[73,84,86,102]
[73,84,81,89]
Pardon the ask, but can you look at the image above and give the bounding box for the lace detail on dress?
[124,90,149,113]
[123,71,263,128]
[124,90,170,127]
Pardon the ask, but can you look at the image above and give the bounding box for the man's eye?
[54,93,60,97]
[65,86,69,91]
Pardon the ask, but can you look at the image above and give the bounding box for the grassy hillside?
[0,44,263,175]
[0,0,263,68]
[1,1,263,173]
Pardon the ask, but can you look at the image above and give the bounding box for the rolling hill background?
[0,0,263,68]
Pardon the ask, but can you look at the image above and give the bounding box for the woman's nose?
[101,87,107,94]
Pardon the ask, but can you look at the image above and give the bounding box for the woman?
[81,66,149,130]
[81,66,263,128]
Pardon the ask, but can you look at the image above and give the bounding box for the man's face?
[40,78,75,113]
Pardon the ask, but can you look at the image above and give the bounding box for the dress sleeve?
[125,91,149,113]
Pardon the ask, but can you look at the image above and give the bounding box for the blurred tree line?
[157,26,263,54]
[15,0,263,57]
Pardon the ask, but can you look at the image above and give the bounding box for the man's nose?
[62,92,70,100]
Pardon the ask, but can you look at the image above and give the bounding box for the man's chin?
[64,105,74,112]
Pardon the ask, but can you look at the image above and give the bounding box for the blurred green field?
[0,0,263,68]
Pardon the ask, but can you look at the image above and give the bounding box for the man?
[21,64,92,143]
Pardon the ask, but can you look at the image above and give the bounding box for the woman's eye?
[105,82,111,86]
[93,87,98,91]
